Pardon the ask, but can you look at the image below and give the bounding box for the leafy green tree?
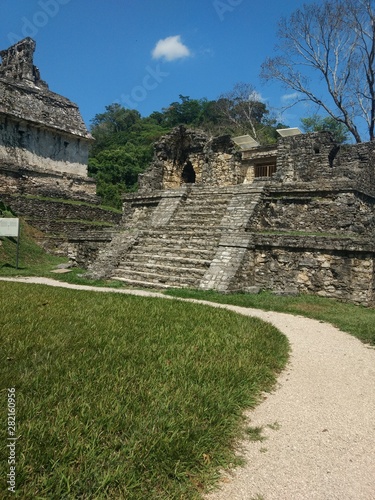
[91,104,141,134]
[161,95,213,128]
[301,115,350,143]
[90,104,142,155]
[89,144,150,208]
[88,89,283,207]
[89,104,169,207]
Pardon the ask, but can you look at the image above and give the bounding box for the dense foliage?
[300,115,350,144]
[88,88,284,207]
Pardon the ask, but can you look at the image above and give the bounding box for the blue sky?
[1,0,317,129]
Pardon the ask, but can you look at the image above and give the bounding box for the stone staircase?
[111,186,233,288]
[105,184,267,290]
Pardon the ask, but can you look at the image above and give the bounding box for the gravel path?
[1,277,375,499]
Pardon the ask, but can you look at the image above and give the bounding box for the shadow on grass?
[0,263,25,270]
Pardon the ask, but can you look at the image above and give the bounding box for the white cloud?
[249,90,267,103]
[281,92,300,102]
[152,35,191,62]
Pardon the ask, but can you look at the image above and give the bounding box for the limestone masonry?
[0,38,93,179]
[0,39,374,305]
[0,38,119,256]
[89,126,375,306]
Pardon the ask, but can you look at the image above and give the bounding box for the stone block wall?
[1,192,122,257]
[233,235,374,306]
[1,195,120,224]
[275,132,336,183]
[248,187,375,237]
[122,192,163,228]
[275,132,375,197]
[138,126,245,191]
[336,142,375,198]
[67,232,115,267]
[0,164,96,200]
[0,115,90,177]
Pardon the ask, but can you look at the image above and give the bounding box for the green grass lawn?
[165,289,375,346]
[0,282,289,499]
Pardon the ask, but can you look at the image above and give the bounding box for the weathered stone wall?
[0,165,96,200]
[1,194,121,224]
[122,192,163,228]
[0,38,94,184]
[335,142,375,198]
[248,187,375,237]
[138,126,244,191]
[233,235,374,306]
[1,193,122,257]
[141,129,375,196]
[0,115,90,177]
[274,132,375,197]
[67,232,116,267]
[274,132,335,183]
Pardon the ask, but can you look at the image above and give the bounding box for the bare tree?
[215,82,269,140]
[261,0,375,143]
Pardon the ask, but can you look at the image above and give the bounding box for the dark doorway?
[181,161,196,183]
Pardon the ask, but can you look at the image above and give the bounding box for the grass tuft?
[246,427,266,442]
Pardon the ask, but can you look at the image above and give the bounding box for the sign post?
[0,218,20,269]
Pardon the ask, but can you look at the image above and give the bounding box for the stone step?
[189,185,233,193]
[170,212,227,222]
[132,241,218,254]
[136,240,219,250]
[123,253,212,267]
[172,207,227,214]
[182,199,230,208]
[117,262,207,278]
[166,223,223,231]
[129,246,215,258]
[141,228,222,238]
[112,269,198,286]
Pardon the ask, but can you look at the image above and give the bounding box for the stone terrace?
[88,130,375,305]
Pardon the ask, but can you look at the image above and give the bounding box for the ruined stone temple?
[0,37,94,191]
[0,38,121,254]
[0,39,374,306]
[89,126,375,306]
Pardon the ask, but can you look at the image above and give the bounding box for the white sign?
[0,218,20,237]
